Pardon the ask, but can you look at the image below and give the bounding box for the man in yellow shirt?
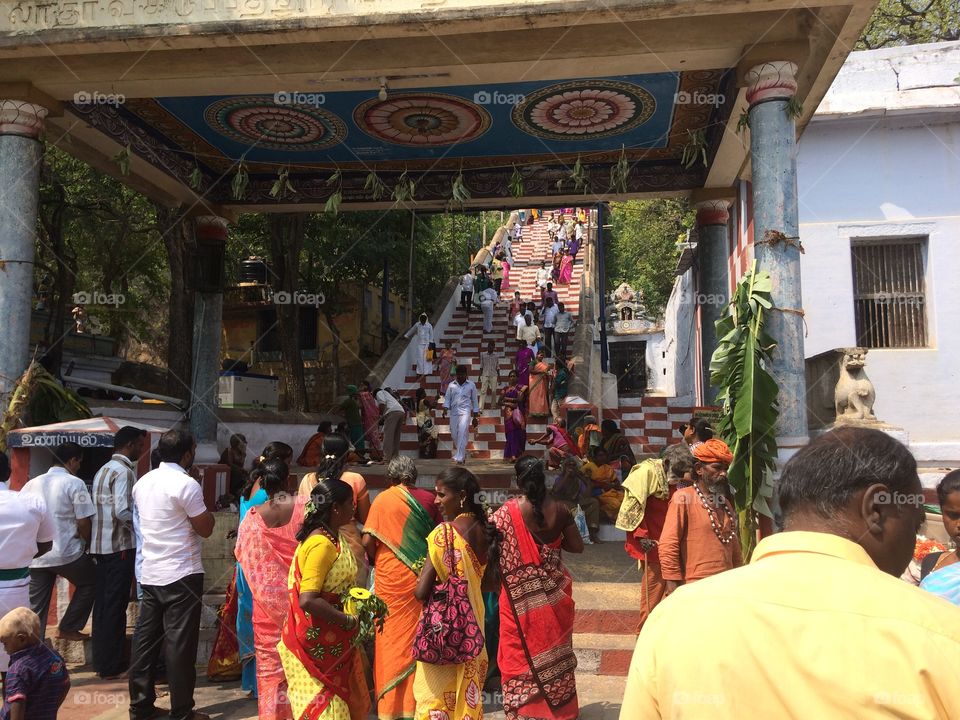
[620,426,960,719]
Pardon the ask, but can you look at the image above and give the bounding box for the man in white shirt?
[129,430,215,720]
[535,261,550,295]
[90,425,146,678]
[554,301,574,358]
[479,286,498,334]
[0,453,54,671]
[443,366,479,464]
[575,219,585,242]
[478,341,500,411]
[21,442,96,641]
[460,269,475,314]
[517,315,542,350]
[376,386,406,461]
[541,297,559,357]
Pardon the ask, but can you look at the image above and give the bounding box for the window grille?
[851,238,927,348]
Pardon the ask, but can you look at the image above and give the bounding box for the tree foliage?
[857,0,959,49]
[605,199,693,318]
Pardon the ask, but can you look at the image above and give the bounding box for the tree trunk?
[38,199,76,376]
[323,307,342,401]
[155,203,196,400]
[267,213,308,411]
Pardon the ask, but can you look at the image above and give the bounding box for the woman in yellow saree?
[412,468,494,720]
[362,456,440,720]
[278,476,371,720]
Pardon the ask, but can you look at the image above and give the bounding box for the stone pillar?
[695,199,731,405]
[746,61,808,452]
[0,101,47,403]
[190,215,228,463]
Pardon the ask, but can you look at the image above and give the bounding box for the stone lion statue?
[834,348,877,422]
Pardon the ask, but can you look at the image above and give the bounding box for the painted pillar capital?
[695,199,731,227]
[0,100,48,138]
[194,214,230,242]
[744,61,798,106]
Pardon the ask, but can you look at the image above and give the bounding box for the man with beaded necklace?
[658,439,741,594]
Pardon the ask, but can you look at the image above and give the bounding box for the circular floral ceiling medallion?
[512,80,656,141]
[354,93,491,147]
[204,96,347,151]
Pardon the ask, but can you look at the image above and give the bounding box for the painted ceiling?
[70,69,735,204]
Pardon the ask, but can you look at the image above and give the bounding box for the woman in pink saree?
[358,380,382,457]
[437,345,457,397]
[558,251,574,284]
[234,460,307,720]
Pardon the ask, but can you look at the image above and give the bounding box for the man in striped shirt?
[90,426,146,679]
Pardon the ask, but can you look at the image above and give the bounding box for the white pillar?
[0,101,47,403]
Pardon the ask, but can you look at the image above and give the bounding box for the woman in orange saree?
[527,351,551,420]
[491,457,581,720]
[362,456,440,720]
[279,476,371,720]
[235,460,305,720]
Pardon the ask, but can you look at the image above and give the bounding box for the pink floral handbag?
[412,524,484,665]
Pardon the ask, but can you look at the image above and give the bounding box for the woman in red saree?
[235,460,306,720]
[491,457,582,720]
[359,381,383,458]
[362,456,440,720]
[279,476,371,720]
[558,251,573,284]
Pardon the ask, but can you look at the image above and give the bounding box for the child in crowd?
[0,607,70,720]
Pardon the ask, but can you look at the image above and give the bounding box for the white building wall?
[798,89,960,443]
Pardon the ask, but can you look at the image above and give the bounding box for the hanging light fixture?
[378,77,388,101]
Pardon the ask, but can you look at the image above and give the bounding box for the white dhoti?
[450,411,472,463]
[417,342,433,375]
[481,301,494,333]
[0,580,29,670]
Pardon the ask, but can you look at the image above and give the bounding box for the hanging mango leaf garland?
[570,155,591,194]
[324,167,342,215]
[392,169,417,203]
[709,259,780,561]
[364,169,388,201]
[112,144,132,176]
[231,161,249,200]
[608,145,630,194]
[269,165,297,199]
[680,129,708,169]
[508,165,525,198]
[448,168,471,210]
[188,154,204,190]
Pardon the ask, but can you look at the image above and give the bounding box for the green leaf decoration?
[447,170,471,210]
[231,161,249,201]
[508,165,524,198]
[270,166,296,199]
[608,145,630,194]
[680,129,708,169]
[364,170,387,200]
[326,168,342,187]
[571,155,591,194]
[708,259,780,562]
[324,189,342,216]
[785,97,804,120]
[188,163,203,190]
[392,169,416,203]
[736,111,751,135]
[111,144,132,176]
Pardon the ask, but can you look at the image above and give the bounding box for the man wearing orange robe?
[659,439,742,594]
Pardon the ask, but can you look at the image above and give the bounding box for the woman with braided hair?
[278,476,371,720]
[413,467,499,719]
[298,434,371,586]
[491,456,582,720]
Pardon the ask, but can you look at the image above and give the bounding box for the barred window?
[851,238,927,348]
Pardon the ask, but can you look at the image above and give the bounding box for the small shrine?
[606,283,662,335]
